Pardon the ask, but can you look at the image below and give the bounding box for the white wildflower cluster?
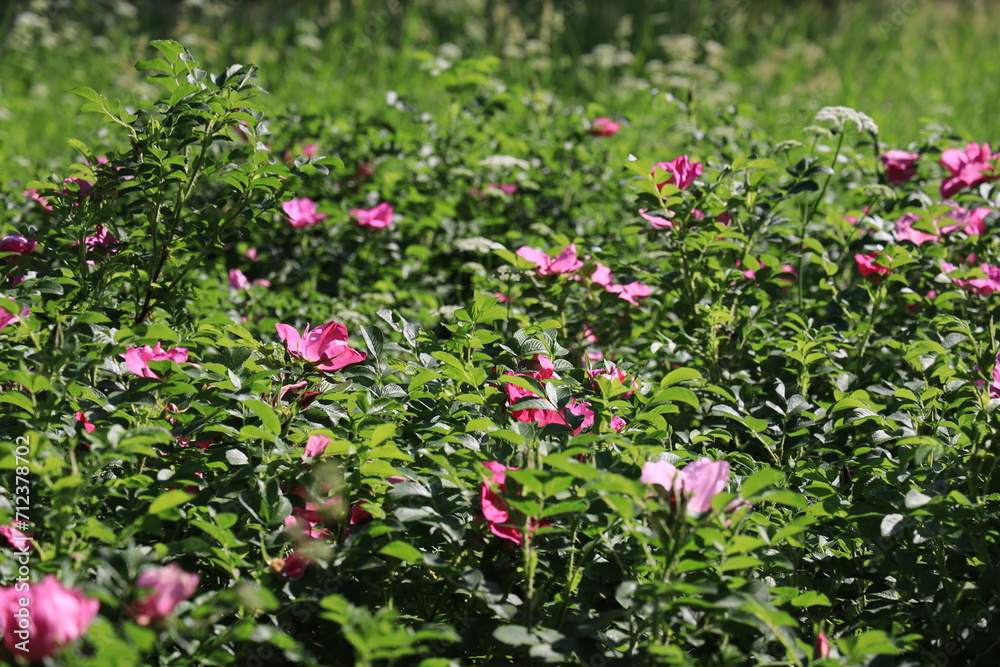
[454,237,505,254]
[814,106,879,135]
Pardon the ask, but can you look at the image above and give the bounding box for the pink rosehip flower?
[303,433,331,459]
[301,143,319,158]
[276,551,311,579]
[641,457,730,514]
[0,575,99,661]
[607,281,653,306]
[942,261,1000,296]
[610,415,627,432]
[566,399,595,435]
[516,244,584,276]
[940,142,999,198]
[131,563,200,626]
[282,198,328,228]
[350,202,394,228]
[894,212,938,246]
[653,155,702,191]
[1,232,37,259]
[0,298,28,332]
[23,189,53,210]
[937,203,992,237]
[228,268,250,290]
[74,412,96,433]
[121,343,190,379]
[813,632,831,660]
[275,320,367,372]
[480,461,550,545]
[72,225,121,264]
[591,116,621,137]
[881,149,920,185]
[854,252,892,279]
[638,208,675,229]
[990,352,1000,399]
[0,524,31,550]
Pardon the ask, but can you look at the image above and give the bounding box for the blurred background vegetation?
[2,0,998,184]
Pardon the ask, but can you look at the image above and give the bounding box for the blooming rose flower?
[591,116,621,137]
[0,298,28,332]
[131,563,200,626]
[350,202,394,228]
[607,281,653,306]
[941,261,1000,295]
[72,225,121,264]
[274,551,311,579]
[653,155,702,191]
[588,363,636,397]
[228,268,250,290]
[74,411,96,433]
[303,433,331,459]
[0,524,30,550]
[610,415,627,432]
[275,320,367,372]
[894,213,938,246]
[854,252,892,279]
[480,461,550,545]
[0,575,99,661]
[880,149,920,185]
[23,189,53,210]
[990,352,1000,399]
[641,458,730,514]
[282,198,327,228]
[1,232,37,259]
[940,142,999,198]
[516,244,584,276]
[937,204,992,237]
[121,343,190,379]
[566,399,595,435]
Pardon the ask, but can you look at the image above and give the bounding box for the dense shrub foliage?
[2,39,1000,666]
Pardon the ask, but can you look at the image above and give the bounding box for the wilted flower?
[131,563,200,626]
[350,202,394,228]
[641,457,731,514]
[880,150,919,185]
[940,143,998,198]
[0,576,99,661]
[275,320,367,372]
[591,116,621,137]
[121,343,190,379]
[282,198,328,228]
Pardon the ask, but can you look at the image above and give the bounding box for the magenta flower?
[937,203,992,237]
[275,320,367,372]
[607,281,653,306]
[1,232,37,259]
[131,563,200,626]
[121,343,190,379]
[72,225,121,264]
[23,189,53,210]
[591,116,621,137]
[813,632,831,660]
[74,411,97,433]
[942,261,1000,295]
[276,551,311,579]
[228,268,250,289]
[854,252,892,280]
[940,142,998,198]
[0,524,30,551]
[880,149,920,185]
[0,575,99,661]
[302,143,319,158]
[990,352,1000,399]
[350,202,394,228]
[0,298,27,333]
[282,198,328,228]
[638,208,675,229]
[566,399,595,435]
[488,183,519,195]
[641,457,731,514]
[516,244,584,276]
[894,213,938,246]
[653,155,702,191]
[610,415,627,432]
[303,433,331,459]
[480,461,550,545]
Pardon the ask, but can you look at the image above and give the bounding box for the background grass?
[1,0,998,187]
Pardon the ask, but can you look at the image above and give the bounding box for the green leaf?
[244,399,282,435]
[379,540,423,563]
[740,467,784,498]
[148,490,193,515]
